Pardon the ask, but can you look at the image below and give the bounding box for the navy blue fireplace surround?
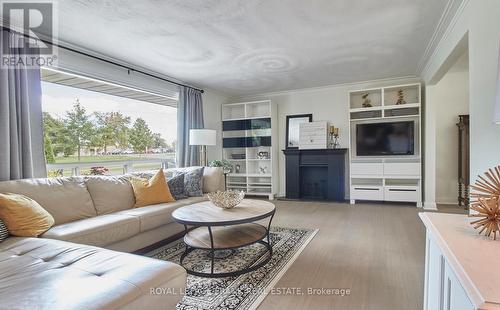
[282,149,348,201]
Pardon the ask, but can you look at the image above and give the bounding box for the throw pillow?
[0,193,55,237]
[174,167,204,197]
[168,173,187,200]
[0,220,8,242]
[130,169,175,207]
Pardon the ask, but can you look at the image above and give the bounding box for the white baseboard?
[424,202,438,210]
[436,199,458,205]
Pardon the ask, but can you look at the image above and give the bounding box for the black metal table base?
[180,240,273,278]
[179,212,275,278]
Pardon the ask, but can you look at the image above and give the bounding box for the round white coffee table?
[172,199,276,278]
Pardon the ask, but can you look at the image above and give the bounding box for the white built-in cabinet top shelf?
[349,83,421,111]
[222,100,271,121]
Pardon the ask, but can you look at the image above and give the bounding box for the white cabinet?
[421,213,491,310]
[348,83,422,206]
[425,235,474,310]
[222,100,278,200]
[351,162,383,176]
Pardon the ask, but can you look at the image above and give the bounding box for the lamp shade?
[495,43,500,124]
[189,129,217,146]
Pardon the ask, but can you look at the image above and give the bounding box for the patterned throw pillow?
[0,220,8,242]
[168,173,187,200]
[174,167,205,197]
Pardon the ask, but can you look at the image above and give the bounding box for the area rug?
[145,226,318,310]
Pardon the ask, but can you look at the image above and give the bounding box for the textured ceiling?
[53,0,448,95]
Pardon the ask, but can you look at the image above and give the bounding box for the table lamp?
[189,129,216,166]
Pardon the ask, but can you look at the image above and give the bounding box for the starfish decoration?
[469,197,500,239]
[470,166,500,209]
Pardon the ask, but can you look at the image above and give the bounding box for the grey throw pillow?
[0,220,8,242]
[174,167,204,197]
[168,174,187,200]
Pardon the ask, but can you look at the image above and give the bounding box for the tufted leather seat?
[0,237,186,310]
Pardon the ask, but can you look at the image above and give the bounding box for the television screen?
[356,121,414,156]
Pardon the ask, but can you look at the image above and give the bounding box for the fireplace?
[282,149,347,201]
[300,166,328,200]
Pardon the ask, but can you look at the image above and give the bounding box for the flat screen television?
[356,121,415,156]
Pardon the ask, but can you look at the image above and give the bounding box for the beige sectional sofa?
[0,167,225,309]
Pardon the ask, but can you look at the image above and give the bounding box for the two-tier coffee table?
[171,199,276,278]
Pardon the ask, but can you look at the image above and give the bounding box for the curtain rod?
[1,26,204,93]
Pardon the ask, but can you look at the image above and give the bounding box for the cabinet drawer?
[384,187,419,202]
[351,186,383,200]
[384,163,420,176]
[351,163,383,176]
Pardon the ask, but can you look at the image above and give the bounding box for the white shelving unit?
[222,100,278,200]
[348,83,423,207]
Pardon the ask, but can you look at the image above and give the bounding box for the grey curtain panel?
[0,29,46,181]
[176,86,204,167]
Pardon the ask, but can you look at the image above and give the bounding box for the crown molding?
[231,75,421,100]
[417,0,469,77]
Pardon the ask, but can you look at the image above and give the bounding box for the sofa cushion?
[115,201,187,232]
[115,195,208,232]
[202,167,225,193]
[174,167,204,197]
[0,237,186,310]
[130,169,175,207]
[0,220,8,242]
[0,177,97,225]
[167,173,187,200]
[85,176,135,215]
[0,193,54,237]
[42,213,140,247]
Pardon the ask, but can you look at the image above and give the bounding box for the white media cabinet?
[348,83,422,207]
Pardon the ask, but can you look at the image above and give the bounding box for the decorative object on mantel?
[361,93,372,107]
[395,89,407,105]
[207,190,245,209]
[469,166,500,239]
[329,126,340,149]
[285,114,312,149]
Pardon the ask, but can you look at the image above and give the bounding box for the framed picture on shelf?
[286,114,312,149]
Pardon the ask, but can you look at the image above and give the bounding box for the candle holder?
[329,126,340,149]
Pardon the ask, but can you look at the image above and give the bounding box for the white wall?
[422,0,500,209]
[233,77,421,197]
[433,53,469,204]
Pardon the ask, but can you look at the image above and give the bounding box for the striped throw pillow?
[0,220,8,242]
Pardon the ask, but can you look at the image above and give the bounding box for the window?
[41,70,177,177]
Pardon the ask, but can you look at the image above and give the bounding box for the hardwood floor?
[257,200,434,310]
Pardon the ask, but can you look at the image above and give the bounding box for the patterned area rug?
[145,226,318,310]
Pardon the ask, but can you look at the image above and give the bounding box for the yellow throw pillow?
[130,169,175,207]
[0,193,55,237]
